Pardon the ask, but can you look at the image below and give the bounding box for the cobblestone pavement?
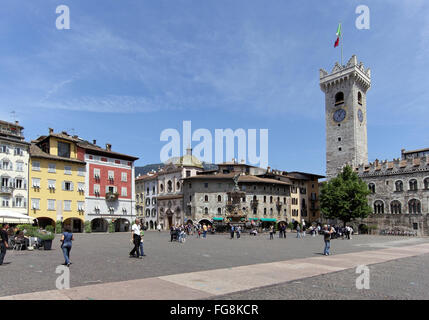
[1,231,428,297]
[211,253,429,300]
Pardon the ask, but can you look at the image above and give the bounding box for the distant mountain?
[135,162,218,178]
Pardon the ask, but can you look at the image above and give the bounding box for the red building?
[77,140,139,232]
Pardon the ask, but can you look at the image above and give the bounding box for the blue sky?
[0,0,428,176]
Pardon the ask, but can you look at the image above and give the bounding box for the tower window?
[338,147,342,151]
[338,137,341,142]
[358,92,362,105]
[338,124,341,127]
[335,92,344,105]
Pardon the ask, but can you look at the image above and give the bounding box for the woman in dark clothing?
[61,227,74,267]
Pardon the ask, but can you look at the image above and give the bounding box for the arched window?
[390,201,401,214]
[218,195,222,202]
[264,208,267,215]
[270,196,273,203]
[152,208,156,217]
[408,199,421,214]
[263,196,266,203]
[335,92,344,105]
[152,186,155,193]
[176,181,181,190]
[368,183,375,194]
[204,207,208,215]
[409,179,418,191]
[146,198,150,206]
[270,208,273,215]
[160,184,164,192]
[167,180,172,192]
[146,187,149,194]
[217,208,221,215]
[152,198,156,205]
[358,92,362,105]
[146,209,150,217]
[425,178,429,190]
[374,200,384,214]
[395,180,403,192]
[204,195,208,202]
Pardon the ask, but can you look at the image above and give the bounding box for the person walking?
[230,225,235,239]
[139,227,146,257]
[296,224,301,239]
[0,224,10,266]
[129,219,141,259]
[60,227,74,267]
[269,225,274,240]
[236,226,241,239]
[170,225,175,242]
[157,224,161,232]
[323,225,333,256]
[202,224,208,238]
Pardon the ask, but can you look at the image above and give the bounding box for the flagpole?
[340,21,343,66]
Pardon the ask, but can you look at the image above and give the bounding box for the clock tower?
[320,55,371,179]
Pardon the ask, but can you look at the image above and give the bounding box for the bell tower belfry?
[319,55,371,179]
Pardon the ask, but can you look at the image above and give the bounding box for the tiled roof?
[77,140,139,161]
[29,144,86,165]
[136,173,158,181]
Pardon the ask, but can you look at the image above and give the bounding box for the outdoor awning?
[0,212,35,224]
[212,217,224,221]
[249,218,259,221]
[260,218,277,222]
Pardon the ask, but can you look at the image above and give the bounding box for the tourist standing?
[0,224,10,266]
[236,226,241,239]
[230,225,235,239]
[269,225,274,240]
[129,219,141,259]
[323,225,333,256]
[157,224,161,232]
[61,227,74,267]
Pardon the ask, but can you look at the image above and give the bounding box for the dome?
[164,148,203,168]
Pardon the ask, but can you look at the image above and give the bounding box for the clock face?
[333,108,346,122]
[358,109,364,122]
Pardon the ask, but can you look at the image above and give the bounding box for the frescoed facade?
[77,140,138,232]
[29,129,86,231]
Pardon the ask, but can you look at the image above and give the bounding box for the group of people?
[230,225,242,239]
[169,223,211,242]
[129,219,146,259]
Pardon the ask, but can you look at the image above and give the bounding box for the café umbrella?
[0,212,35,224]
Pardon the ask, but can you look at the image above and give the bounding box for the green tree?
[320,165,372,227]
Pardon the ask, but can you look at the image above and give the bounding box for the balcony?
[105,192,119,201]
[0,186,13,195]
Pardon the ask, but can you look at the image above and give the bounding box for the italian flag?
[334,23,341,47]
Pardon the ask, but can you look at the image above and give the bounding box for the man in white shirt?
[129,219,142,259]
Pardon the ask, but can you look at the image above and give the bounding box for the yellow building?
[29,130,86,232]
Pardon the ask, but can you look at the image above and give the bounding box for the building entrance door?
[168,216,173,228]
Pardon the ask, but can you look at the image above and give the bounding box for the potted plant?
[84,221,92,233]
[38,233,55,250]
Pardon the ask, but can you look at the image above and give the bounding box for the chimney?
[267,166,271,172]
[49,128,54,134]
[72,135,78,139]
[106,143,112,151]
[61,131,68,136]
[93,139,97,145]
